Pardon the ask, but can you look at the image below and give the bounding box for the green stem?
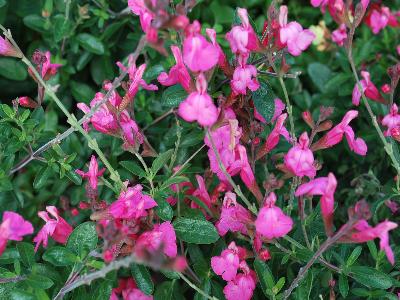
[179,273,218,300]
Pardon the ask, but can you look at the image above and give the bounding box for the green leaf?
[339,274,349,298]
[295,269,314,300]
[33,165,52,189]
[154,197,174,221]
[0,58,28,81]
[26,274,54,289]
[307,63,332,92]
[70,80,95,103]
[160,176,188,190]
[17,242,35,267]
[252,79,275,123]
[1,104,15,118]
[76,33,105,55]
[0,248,20,264]
[161,85,187,108]
[66,169,82,185]
[254,259,275,297]
[131,264,154,295]
[173,217,219,244]
[154,281,174,300]
[151,149,173,175]
[211,1,234,24]
[67,222,98,256]
[43,246,78,266]
[120,160,147,178]
[349,266,393,289]
[23,15,47,32]
[346,246,362,267]
[194,279,211,300]
[53,14,72,42]
[10,290,36,300]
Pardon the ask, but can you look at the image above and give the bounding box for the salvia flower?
[284,132,316,178]
[295,173,337,235]
[111,278,153,300]
[75,155,105,190]
[352,71,385,106]
[211,241,241,281]
[128,0,158,43]
[41,51,62,80]
[108,184,157,220]
[279,6,315,56]
[262,113,290,154]
[178,73,218,126]
[18,96,38,109]
[255,192,293,239]
[206,28,229,71]
[365,5,391,34]
[230,55,260,95]
[34,206,73,251]
[215,192,252,236]
[331,23,347,46]
[0,212,33,256]
[382,104,400,137]
[223,261,257,300]
[0,36,20,57]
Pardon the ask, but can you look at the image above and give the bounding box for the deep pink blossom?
[178,73,218,126]
[111,278,153,300]
[385,200,399,214]
[41,51,62,80]
[295,173,337,235]
[157,45,192,92]
[254,98,285,124]
[226,8,258,55]
[331,24,347,46]
[206,28,228,70]
[350,220,397,264]
[120,111,144,148]
[0,212,33,256]
[352,71,385,106]
[216,192,252,236]
[263,113,290,153]
[0,36,20,57]
[211,241,241,281]
[231,56,259,95]
[191,175,213,217]
[382,104,400,137]
[128,0,157,43]
[279,6,315,56]
[34,206,73,251]
[255,192,293,239]
[135,221,177,258]
[109,184,157,220]
[284,132,316,178]
[183,22,219,72]
[366,6,390,34]
[223,262,257,300]
[18,96,38,109]
[76,155,105,190]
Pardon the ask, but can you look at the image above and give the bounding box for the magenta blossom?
[76,155,105,190]
[350,220,397,264]
[295,173,337,235]
[331,23,347,46]
[382,104,400,137]
[34,206,73,251]
[183,21,219,72]
[279,6,315,56]
[231,55,260,95]
[254,98,285,124]
[284,132,316,178]
[178,73,219,126]
[367,6,390,34]
[41,51,62,80]
[223,261,257,300]
[0,212,33,256]
[211,241,241,281]
[263,113,290,153]
[352,71,385,106]
[0,36,20,57]
[226,8,258,55]
[255,192,293,239]
[108,184,157,220]
[157,45,192,92]
[128,0,157,43]
[120,111,144,149]
[135,221,177,258]
[206,28,228,70]
[216,192,252,236]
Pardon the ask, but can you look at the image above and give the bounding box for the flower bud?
[18,96,38,109]
[0,36,22,58]
[302,110,314,128]
[381,84,391,94]
[391,127,400,142]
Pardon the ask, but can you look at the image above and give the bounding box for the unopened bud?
[18,96,38,109]
[381,84,391,94]
[316,120,333,132]
[391,127,400,142]
[302,111,314,128]
[0,36,22,58]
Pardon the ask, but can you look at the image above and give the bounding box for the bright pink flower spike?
[284,132,316,178]
[34,206,73,251]
[255,192,293,239]
[109,184,157,220]
[0,212,33,256]
[216,192,252,236]
[158,45,192,92]
[178,73,218,126]
[76,155,105,190]
[135,221,177,258]
[331,24,347,46]
[211,241,241,281]
[279,6,315,56]
[382,104,400,137]
[352,71,385,106]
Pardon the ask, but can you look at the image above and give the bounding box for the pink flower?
[223,261,257,300]
[284,132,316,178]
[0,212,33,256]
[206,28,228,70]
[255,192,293,239]
[315,110,367,156]
[331,24,347,46]
[216,192,252,236]
[263,113,290,153]
[352,71,385,106]
[76,155,105,190]
[109,184,157,220]
[34,206,73,251]
[135,221,177,258]
[0,36,20,57]
[178,73,218,126]
[385,200,399,214]
[350,220,397,264]
[211,241,241,281]
[183,23,219,72]
[226,8,258,55]
[111,278,153,300]
[120,111,144,148]
[41,51,62,80]
[367,6,390,34]
[311,0,328,10]
[157,46,192,92]
[128,0,157,43]
[18,96,38,109]
[397,45,400,56]
[254,98,285,124]
[231,56,259,95]
[382,104,400,137]
[295,173,337,235]
[279,6,315,56]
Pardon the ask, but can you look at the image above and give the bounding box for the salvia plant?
[0,0,399,299]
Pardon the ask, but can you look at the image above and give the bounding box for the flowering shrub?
[0,0,399,299]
